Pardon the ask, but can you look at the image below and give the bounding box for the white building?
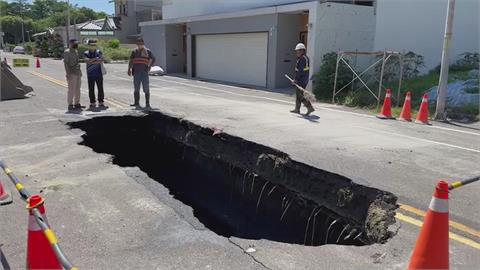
[141,0,375,89]
[140,0,478,89]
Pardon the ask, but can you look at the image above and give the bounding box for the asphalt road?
[1,52,479,269]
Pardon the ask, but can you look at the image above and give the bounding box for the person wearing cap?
[84,40,106,109]
[291,43,314,116]
[63,38,83,111]
[128,37,155,109]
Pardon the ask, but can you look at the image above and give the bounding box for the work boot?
[130,92,140,107]
[74,104,85,109]
[305,105,315,116]
[290,109,300,114]
[145,93,151,110]
[67,104,75,111]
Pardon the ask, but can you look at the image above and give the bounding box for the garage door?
[195,32,268,87]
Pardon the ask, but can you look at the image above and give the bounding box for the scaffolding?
[332,50,404,107]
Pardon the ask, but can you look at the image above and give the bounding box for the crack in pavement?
[227,238,272,270]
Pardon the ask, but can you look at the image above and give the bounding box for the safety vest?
[295,55,310,72]
[132,49,151,66]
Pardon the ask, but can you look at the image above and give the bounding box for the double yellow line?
[28,70,129,109]
[396,203,480,249]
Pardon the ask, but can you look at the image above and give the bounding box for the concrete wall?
[186,14,278,88]
[163,0,310,19]
[141,24,166,69]
[275,14,303,88]
[165,25,185,73]
[310,2,375,82]
[115,1,139,43]
[375,0,479,72]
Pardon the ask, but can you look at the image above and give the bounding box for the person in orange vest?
[128,37,155,109]
[290,43,314,116]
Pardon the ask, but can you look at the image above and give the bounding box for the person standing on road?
[128,37,155,109]
[63,39,83,111]
[84,40,106,109]
[290,43,314,116]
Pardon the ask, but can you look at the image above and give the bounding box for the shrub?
[312,52,352,102]
[344,90,378,108]
[108,39,120,49]
[103,47,130,61]
[451,52,479,72]
[6,43,15,52]
[24,42,35,54]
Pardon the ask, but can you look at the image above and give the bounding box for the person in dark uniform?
[128,37,155,109]
[84,40,106,109]
[291,43,314,116]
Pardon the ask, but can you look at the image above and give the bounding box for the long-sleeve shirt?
[128,47,155,74]
[63,49,82,76]
[295,55,310,88]
[84,49,103,78]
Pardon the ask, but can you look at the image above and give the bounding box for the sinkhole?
[69,112,398,247]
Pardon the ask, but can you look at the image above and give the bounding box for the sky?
[6,0,114,14]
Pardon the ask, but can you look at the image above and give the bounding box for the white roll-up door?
[195,32,268,87]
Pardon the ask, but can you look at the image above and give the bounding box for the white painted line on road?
[357,126,480,154]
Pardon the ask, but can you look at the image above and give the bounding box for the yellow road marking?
[399,204,480,238]
[395,212,480,250]
[28,71,126,109]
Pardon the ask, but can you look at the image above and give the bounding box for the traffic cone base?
[399,91,412,122]
[26,195,61,269]
[0,180,13,205]
[408,181,449,270]
[377,89,395,119]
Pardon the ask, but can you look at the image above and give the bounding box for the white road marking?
[357,126,480,154]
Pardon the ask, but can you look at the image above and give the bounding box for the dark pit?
[69,112,397,246]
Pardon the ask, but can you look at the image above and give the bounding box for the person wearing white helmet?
[291,43,314,115]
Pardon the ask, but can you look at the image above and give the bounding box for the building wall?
[115,0,163,43]
[308,2,375,88]
[141,24,166,69]
[275,14,303,88]
[142,2,375,89]
[162,0,309,19]
[165,24,185,73]
[375,0,479,71]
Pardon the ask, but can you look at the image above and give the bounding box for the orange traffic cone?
[0,179,12,205]
[26,195,61,269]
[377,88,395,119]
[398,91,412,122]
[408,180,449,270]
[35,57,40,68]
[415,93,430,125]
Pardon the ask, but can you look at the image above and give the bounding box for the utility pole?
[21,20,24,44]
[434,0,456,121]
[66,0,70,46]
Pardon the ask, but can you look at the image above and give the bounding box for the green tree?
[0,15,24,43]
[0,1,10,17]
[313,52,352,102]
[7,0,31,17]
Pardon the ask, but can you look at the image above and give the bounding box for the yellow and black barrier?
[449,175,480,190]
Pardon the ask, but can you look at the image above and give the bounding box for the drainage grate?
[69,112,397,246]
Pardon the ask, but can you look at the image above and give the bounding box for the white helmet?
[295,43,306,51]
